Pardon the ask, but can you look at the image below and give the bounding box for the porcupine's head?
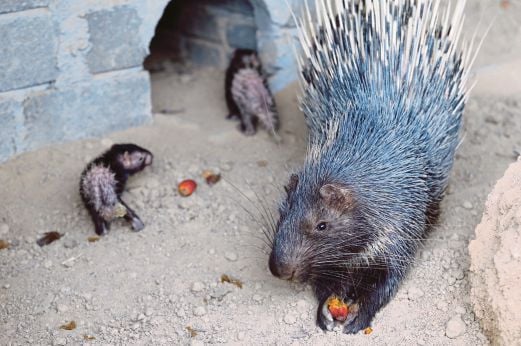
[268,171,376,284]
[109,143,153,174]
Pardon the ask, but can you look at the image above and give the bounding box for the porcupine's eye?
[316,222,328,231]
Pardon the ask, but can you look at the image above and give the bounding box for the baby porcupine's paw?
[237,123,256,136]
[131,217,145,232]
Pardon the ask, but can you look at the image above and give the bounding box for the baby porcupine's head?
[233,49,261,71]
[269,173,376,284]
[109,144,153,174]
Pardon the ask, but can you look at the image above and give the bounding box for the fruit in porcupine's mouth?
[327,296,349,321]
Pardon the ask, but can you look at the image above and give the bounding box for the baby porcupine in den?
[225,49,279,137]
[80,144,153,236]
[268,0,478,334]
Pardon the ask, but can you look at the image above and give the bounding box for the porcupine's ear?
[284,174,299,196]
[121,151,132,169]
[319,183,355,211]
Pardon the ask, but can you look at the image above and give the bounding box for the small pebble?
[193,306,207,316]
[220,161,234,172]
[454,305,466,315]
[252,294,263,303]
[284,313,297,325]
[407,286,424,300]
[445,315,466,339]
[225,252,238,262]
[462,201,473,210]
[0,223,9,235]
[191,282,205,293]
[145,308,153,317]
[436,301,448,312]
[56,304,68,313]
[63,239,78,249]
[53,337,67,346]
[44,260,53,269]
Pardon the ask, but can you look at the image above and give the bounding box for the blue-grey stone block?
[226,22,257,49]
[0,0,49,14]
[0,14,57,92]
[0,99,23,162]
[86,6,146,74]
[23,72,151,150]
[186,40,223,67]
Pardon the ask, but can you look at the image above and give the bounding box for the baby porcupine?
[225,49,279,136]
[80,144,153,236]
[268,0,477,334]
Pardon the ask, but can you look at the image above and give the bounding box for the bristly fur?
[269,0,477,334]
[81,165,118,220]
[225,49,279,136]
[80,144,153,236]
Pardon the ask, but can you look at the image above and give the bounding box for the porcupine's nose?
[269,251,295,280]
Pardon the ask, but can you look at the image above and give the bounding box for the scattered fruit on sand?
[178,179,197,197]
[59,321,76,330]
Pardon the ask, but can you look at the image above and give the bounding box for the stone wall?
[0,0,301,163]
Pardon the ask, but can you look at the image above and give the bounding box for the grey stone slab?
[0,0,49,14]
[86,6,146,74]
[226,22,257,49]
[23,72,151,150]
[0,98,23,162]
[0,14,58,92]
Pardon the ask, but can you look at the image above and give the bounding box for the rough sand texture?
[1,1,521,345]
[469,158,521,346]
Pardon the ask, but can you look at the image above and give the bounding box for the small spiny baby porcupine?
[80,144,153,235]
[225,49,279,136]
[268,0,477,333]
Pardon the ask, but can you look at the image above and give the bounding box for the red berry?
[327,296,349,321]
[178,179,197,197]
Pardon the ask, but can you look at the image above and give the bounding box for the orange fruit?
[327,296,349,321]
[178,179,197,197]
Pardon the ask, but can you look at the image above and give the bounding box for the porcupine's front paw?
[342,302,373,334]
[316,296,358,332]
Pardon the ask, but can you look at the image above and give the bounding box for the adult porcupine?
[80,144,153,235]
[268,0,476,333]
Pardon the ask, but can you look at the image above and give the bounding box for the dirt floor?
[1,2,521,345]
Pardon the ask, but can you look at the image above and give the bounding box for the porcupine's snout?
[268,249,297,280]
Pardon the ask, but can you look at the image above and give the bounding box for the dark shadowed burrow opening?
[144,0,258,72]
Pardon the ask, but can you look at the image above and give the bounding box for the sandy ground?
[1,1,521,345]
